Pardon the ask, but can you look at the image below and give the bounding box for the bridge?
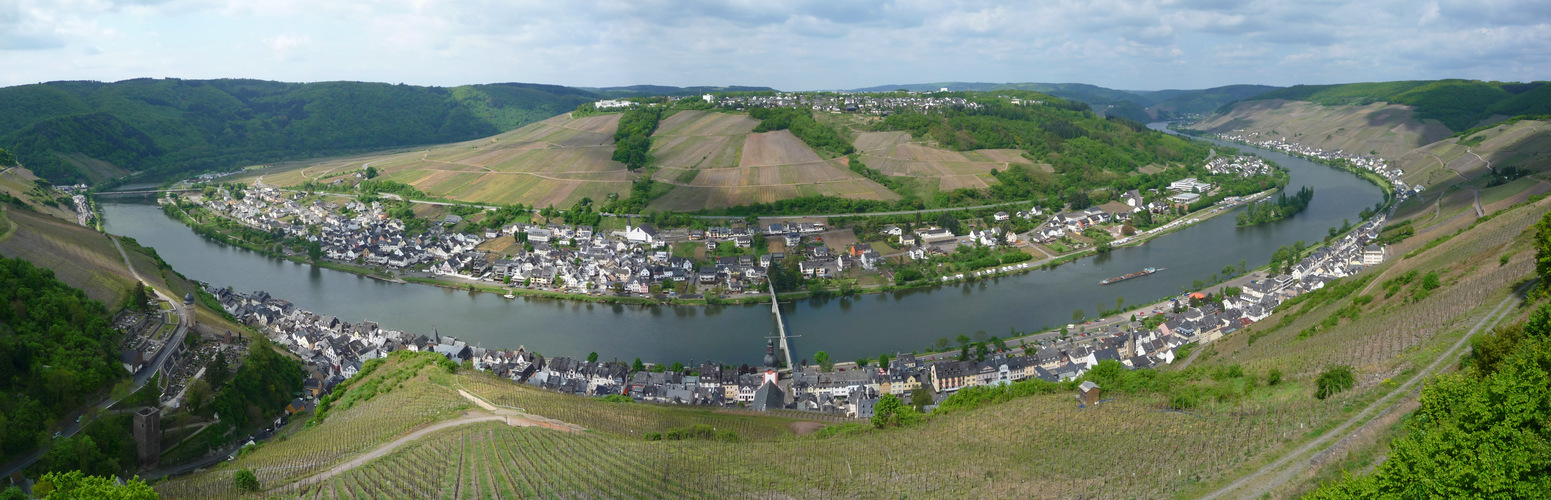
[767,287,796,370]
[95,188,200,197]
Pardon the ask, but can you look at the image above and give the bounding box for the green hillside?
[1143,84,1281,116]
[850,82,1282,122]
[871,93,1218,206]
[0,79,603,184]
[129,188,1551,498]
[1242,79,1551,131]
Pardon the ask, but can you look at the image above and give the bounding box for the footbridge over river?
[767,288,795,371]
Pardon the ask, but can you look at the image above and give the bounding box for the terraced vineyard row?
[240,389,1358,499]
[456,374,829,441]
[155,381,470,498]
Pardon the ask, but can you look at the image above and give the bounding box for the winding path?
[1201,280,1531,499]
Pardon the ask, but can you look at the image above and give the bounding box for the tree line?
[612,106,663,170]
[0,79,598,184]
[1236,185,1314,226]
[747,107,854,155]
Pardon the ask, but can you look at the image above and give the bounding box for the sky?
[1,0,1548,91]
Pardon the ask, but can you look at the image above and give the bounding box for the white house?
[625,224,659,245]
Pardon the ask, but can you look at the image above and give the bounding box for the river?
[100,125,1382,365]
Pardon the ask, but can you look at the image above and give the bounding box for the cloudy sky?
[2,0,1548,90]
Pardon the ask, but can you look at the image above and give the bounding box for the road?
[0,237,191,478]
[1200,280,1531,499]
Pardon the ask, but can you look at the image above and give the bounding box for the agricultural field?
[165,191,1548,500]
[1395,118,1551,190]
[241,113,636,208]
[648,129,900,211]
[0,206,137,305]
[0,166,79,221]
[648,110,757,170]
[853,130,1045,191]
[226,386,1364,499]
[1193,100,1453,159]
[154,355,474,498]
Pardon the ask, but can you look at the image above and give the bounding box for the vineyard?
[1210,196,1550,382]
[152,199,1550,498]
[455,372,819,441]
[216,389,1367,499]
[155,359,472,498]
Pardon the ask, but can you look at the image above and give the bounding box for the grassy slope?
[0,79,599,184]
[153,195,1549,498]
[644,112,900,212]
[0,184,247,333]
[1193,100,1453,159]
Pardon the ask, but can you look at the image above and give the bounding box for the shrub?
[234,468,260,492]
[1267,369,1283,386]
[1316,365,1355,399]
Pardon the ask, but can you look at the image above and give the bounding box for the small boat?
[1101,267,1159,285]
[503,290,516,299]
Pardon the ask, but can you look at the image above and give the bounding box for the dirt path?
[1201,280,1531,499]
[282,389,583,492]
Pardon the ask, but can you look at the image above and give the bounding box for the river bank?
[98,127,1385,364]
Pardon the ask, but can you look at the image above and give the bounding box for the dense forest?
[747,107,854,155]
[1241,79,1551,131]
[612,105,663,170]
[0,256,125,460]
[0,79,603,184]
[1236,185,1314,226]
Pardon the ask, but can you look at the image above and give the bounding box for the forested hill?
[849,82,1280,123]
[0,256,125,460]
[1235,79,1551,131]
[874,92,1216,206]
[0,79,605,184]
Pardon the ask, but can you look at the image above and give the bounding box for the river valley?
[100,126,1383,365]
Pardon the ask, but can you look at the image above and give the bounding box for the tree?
[632,358,645,372]
[911,388,933,412]
[814,351,832,372]
[185,378,213,411]
[363,166,378,179]
[870,394,918,429]
[33,471,155,500]
[855,358,870,368]
[669,361,684,373]
[307,241,323,262]
[1316,365,1355,399]
[935,337,951,351]
[877,354,890,371]
[234,468,260,492]
[587,352,599,363]
[128,282,150,311]
[956,334,972,347]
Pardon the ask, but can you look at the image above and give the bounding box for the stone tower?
[763,339,778,368]
[133,407,161,468]
[183,292,196,328]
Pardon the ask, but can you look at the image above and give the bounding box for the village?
[171,152,1279,305]
[1214,132,1420,195]
[198,203,1390,419]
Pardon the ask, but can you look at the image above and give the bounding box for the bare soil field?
[740,131,824,167]
[853,130,1037,191]
[240,112,633,207]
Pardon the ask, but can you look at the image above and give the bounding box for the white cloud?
[0,0,1547,89]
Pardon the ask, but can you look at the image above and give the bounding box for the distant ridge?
[846,81,1281,122]
[0,79,775,184]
